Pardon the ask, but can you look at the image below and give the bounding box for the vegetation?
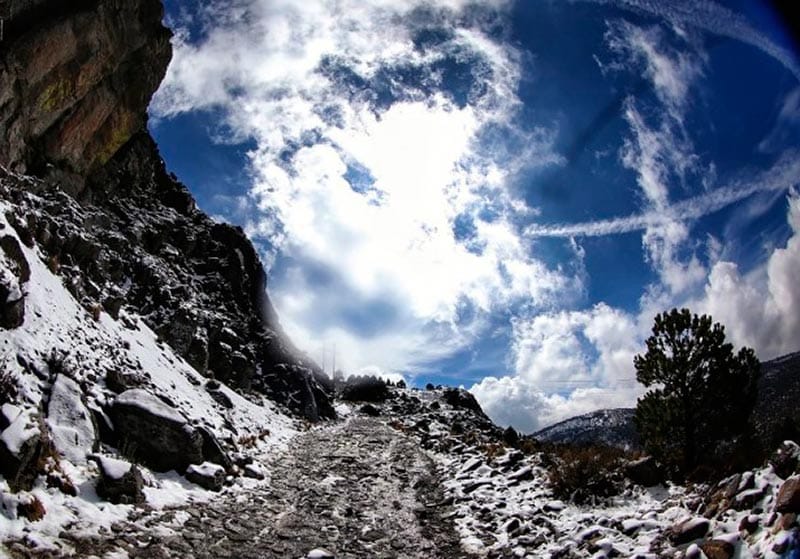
[634,308,760,478]
[339,375,390,402]
[544,443,630,504]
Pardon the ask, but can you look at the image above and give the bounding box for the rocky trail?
[18,417,464,559]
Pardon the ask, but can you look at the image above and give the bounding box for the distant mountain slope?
[753,351,800,448]
[532,351,800,450]
[533,408,639,449]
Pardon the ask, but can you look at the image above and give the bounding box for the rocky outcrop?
[0,234,29,328]
[0,0,171,195]
[0,0,335,421]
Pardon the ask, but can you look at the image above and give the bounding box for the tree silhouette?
[634,308,760,477]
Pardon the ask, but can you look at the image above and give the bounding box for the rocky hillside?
[533,408,640,450]
[0,0,333,419]
[0,0,335,548]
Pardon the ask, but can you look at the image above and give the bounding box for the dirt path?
[45,417,465,559]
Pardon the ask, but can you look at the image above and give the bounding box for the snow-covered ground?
[0,201,299,553]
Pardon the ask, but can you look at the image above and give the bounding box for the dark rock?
[105,368,146,393]
[441,388,487,419]
[359,404,381,417]
[206,384,233,409]
[197,425,232,471]
[339,375,389,402]
[93,455,145,504]
[771,441,800,479]
[0,235,29,329]
[624,456,663,487]
[0,409,43,492]
[503,426,519,447]
[110,389,203,472]
[668,518,709,545]
[185,462,225,491]
[775,476,800,513]
[699,539,735,559]
[739,515,759,534]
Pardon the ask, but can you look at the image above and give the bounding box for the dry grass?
[17,496,46,522]
[545,443,630,504]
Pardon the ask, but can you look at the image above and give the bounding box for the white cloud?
[693,190,800,360]
[472,303,643,432]
[153,0,572,375]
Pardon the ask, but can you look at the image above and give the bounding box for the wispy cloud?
[582,0,800,83]
[526,152,800,238]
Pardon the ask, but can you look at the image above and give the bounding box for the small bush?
[339,375,389,402]
[237,429,271,449]
[47,254,60,274]
[545,443,629,504]
[17,495,46,522]
[0,366,18,405]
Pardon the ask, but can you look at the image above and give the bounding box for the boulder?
[668,517,709,545]
[0,405,43,492]
[0,235,29,329]
[700,539,735,559]
[441,388,488,419]
[197,425,232,471]
[624,456,662,487]
[359,404,381,417]
[46,374,96,464]
[93,455,145,504]
[775,476,800,514]
[110,389,203,472]
[771,441,800,479]
[185,462,225,491]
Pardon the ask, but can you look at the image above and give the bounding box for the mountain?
[532,351,800,450]
[533,408,640,450]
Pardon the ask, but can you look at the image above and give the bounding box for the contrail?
[578,0,800,83]
[525,153,800,238]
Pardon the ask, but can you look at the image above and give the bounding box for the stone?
[775,477,800,514]
[359,404,381,416]
[93,455,145,504]
[668,518,709,545]
[441,388,488,418]
[185,462,225,492]
[0,407,43,492]
[0,235,29,329]
[771,441,800,479]
[699,539,735,559]
[624,456,663,487]
[110,389,203,472]
[307,549,335,559]
[197,425,233,471]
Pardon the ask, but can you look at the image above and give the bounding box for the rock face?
[0,0,334,421]
[0,0,171,194]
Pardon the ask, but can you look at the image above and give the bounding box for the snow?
[96,455,134,480]
[0,200,301,552]
[0,406,37,455]
[307,549,335,559]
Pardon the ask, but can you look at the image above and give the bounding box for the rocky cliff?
[0,0,334,420]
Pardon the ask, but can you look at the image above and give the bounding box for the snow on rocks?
[185,462,226,492]
[0,200,300,553]
[357,385,800,559]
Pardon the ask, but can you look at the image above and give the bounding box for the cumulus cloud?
[472,303,643,432]
[153,0,573,375]
[693,190,800,360]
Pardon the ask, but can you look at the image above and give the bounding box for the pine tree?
[634,308,760,477]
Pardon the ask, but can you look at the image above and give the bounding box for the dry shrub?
[482,442,507,460]
[545,443,629,504]
[17,495,46,522]
[47,254,60,274]
[237,429,271,449]
[0,366,18,405]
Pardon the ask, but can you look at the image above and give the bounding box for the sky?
[149,0,800,433]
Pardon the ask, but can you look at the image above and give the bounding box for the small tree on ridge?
[634,308,760,477]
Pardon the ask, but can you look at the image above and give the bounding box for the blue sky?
[150,0,800,432]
